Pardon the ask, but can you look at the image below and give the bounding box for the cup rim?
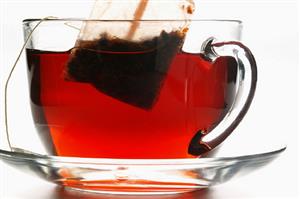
[22,18,243,24]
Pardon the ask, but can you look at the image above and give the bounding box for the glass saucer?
[0,146,286,195]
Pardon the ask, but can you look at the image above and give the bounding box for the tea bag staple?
[65,0,195,109]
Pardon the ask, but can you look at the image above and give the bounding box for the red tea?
[26,46,236,158]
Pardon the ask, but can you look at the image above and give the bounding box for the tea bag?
[65,0,195,109]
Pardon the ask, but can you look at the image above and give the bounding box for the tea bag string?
[4,16,58,151]
[126,0,149,40]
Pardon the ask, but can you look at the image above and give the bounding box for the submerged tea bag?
[65,0,195,109]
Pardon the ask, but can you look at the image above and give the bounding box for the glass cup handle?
[188,38,258,155]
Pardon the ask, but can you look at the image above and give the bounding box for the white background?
[0,0,299,198]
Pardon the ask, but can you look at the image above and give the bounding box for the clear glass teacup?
[0,17,263,194]
[14,18,257,159]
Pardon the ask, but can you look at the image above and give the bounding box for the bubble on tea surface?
[65,0,195,109]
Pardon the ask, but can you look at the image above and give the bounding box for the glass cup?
[0,18,269,194]
[19,19,257,159]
